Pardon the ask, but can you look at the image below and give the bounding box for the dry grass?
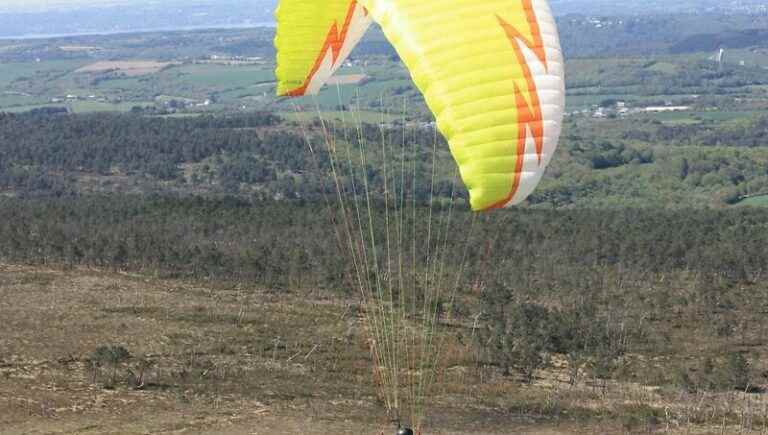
[75,60,173,76]
[326,74,369,86]
[1,263,767,434]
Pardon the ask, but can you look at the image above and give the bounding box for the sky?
[6,0,124,5]
[1,0,161,11]
[4,0,96,7]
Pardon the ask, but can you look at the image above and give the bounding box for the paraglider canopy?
[274,0,566,211]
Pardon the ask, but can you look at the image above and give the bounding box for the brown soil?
[0,264,762,434]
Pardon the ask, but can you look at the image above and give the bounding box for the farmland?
[2,36,768,126]
[75,60,174,76]
[2,18,768,122]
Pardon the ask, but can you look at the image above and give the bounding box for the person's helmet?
[397,429,414,435]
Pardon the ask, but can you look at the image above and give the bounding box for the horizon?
[4,0,762,13]
[1,0,765,41]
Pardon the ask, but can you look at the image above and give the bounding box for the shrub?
[90,345,131,388]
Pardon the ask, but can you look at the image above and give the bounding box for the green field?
[280,109,400,123]
[165,63,275,87]
[0,56,420,116]
[644,110,764,124]
[2,28,768,147]
[738,195,768,207]
[0,59,89,86]
[0,59,280,112]
[2,100,158,113]
[689,48,768,68]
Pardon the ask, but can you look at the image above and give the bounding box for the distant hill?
[7,0,768,16]
[670,29,768,53]
[549,0,768,16]
[4,0,768,39]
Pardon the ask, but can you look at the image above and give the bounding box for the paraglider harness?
[379,426,416,435]
[394,419,415,435]
[381,418,416,435]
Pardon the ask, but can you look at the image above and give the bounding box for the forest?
[4,110,768,209]
[1,193,767,399]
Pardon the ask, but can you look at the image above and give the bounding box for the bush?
[620,404,662,433]
[725,352,751,391]
[676,353,754,393]
[90,345,131,388]
[475,283,556,382]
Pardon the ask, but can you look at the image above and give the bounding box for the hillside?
[552,0,768,15]
[3,108,768,208]
[3,199,768,433]
[4,14,768,435]
[671,29,768,53]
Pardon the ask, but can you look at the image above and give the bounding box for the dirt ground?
[0,264,579,434]
[0,264,761,435]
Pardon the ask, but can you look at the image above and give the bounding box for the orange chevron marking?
[485,1,549,210]
[283,1,365,97]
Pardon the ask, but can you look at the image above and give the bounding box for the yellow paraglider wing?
[274,0,372,96]
[275,0,565,210]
